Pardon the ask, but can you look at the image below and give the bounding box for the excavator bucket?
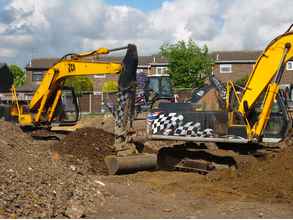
[0,63,13,92]
[105,44,157,175]
[115,44,138,129]
[105,153,157,175]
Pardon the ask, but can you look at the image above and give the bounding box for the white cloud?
[0,48,17,58]
[0,0,293,66]
[208,0,293,50]
[149,0,221,42]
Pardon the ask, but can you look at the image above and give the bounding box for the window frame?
[31,71,44,82]
[287,61,293,70]
[155,66,168,75]
[94,74,106,79]
[219,64,232,74]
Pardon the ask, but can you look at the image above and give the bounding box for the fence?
[78,92,103,114]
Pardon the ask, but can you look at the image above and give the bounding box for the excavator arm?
[234,28,293,139]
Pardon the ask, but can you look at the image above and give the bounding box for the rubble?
[0,118,292,218]
[0,122,115,218]
[51,127,115,175]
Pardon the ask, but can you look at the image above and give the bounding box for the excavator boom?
[29,60,122,109]
[240,33,293,112]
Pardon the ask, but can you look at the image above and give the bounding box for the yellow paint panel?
[239,32,293,114]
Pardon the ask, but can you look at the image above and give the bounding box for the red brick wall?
[213,63,293,84]
[213,63,253,83]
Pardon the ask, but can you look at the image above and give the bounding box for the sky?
[0,0,293,67]
[107,0,165,11]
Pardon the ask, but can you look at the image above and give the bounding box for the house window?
[220,64,232,73]
[94,74,106,79]
[32,71,44,81]
[287,61,293,70]
[155,67,168,75]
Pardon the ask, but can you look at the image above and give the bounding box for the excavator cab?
[226,85,291,142]
[52,86,80,126]
[251,91,291,141]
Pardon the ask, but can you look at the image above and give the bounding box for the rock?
[51,151,61,161]
[258,212,264,218]
[70,165,76,171]
[65,200,85,219]
[95,180,105,187]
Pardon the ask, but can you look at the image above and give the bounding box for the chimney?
[153,56,156,63]
[216,54,220,61]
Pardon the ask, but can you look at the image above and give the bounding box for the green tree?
[102,80,118,93]
[160,39,213,88]
[9,64,26,87]
[64,77,93,96]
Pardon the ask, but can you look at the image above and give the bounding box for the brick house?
[19,51,293,113]
[22,55,168,113]
[210,51,293,85]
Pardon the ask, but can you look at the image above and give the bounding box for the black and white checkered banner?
[151,112,184,134]
[115,91,128,128]
[148,112,214,137]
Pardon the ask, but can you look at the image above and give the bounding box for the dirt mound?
[51,127,115,175]
[0,122,116,218]
[0,116,292,218]
[0,120,55,218]
[208,143,293,203]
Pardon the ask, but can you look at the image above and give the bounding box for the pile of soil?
[0,120,55,218]
[0,122,115,218]
[0,115,292,218]
[51,127,115,175]
[208,142,293,203]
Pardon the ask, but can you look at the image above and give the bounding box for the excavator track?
[157,142,281,175]
[157,145,237,174]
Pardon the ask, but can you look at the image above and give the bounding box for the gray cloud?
[0,0,293,67]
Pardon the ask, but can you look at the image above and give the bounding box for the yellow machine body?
[226,29,293,140]
[11,47,124,127]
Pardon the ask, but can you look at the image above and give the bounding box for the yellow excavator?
[145,25,293,173]
[2,44,157,174]
[9,45,135,128]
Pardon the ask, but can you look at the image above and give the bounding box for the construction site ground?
[0,114,293,218]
